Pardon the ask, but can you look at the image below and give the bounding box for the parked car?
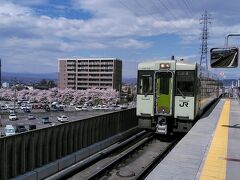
[20,105,26,110]
[7,105,15,110]
[15,125,28,133]
[9,109,15,114]
[51,102,58,107]
[45,105,50,112]
[120,104,128,109]
[1,105,7,110]
[9,114,17,121]
[57,105,64,111]
[81,105,88,111]
[92,105,102,110]
[57,115,69,123]
[41,117,51,124]
[75,105,82,111]
[5,125,15,136]
[23,108,31,113]
[26,104,32,109]
[29,124,36,130]
[28,114,36,120]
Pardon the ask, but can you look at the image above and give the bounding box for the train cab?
[137,60,220,135]
[137,60,176,134]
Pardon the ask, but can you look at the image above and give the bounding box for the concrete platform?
[146,99,240,180]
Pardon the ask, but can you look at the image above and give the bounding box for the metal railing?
[0,108,137,179]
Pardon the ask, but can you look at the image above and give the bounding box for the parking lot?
[0,109,118,135]
[0,100,136,136]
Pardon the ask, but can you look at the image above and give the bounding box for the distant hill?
[2,72,137,85]
[1,72,237,87]
[122,77,137,85]
[1,72,58,84]
[222,79,238,86]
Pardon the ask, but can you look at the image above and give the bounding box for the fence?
[0,108,137,179]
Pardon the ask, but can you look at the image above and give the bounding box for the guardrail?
[0,108,137,180]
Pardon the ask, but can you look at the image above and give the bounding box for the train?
[136,59,222,135]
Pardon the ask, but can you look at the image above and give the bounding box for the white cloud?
[0,1,32,16]
[0,0,240,78]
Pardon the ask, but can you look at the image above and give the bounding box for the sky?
[0,0,240,79]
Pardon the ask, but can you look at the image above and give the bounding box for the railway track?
[47,131,182,180]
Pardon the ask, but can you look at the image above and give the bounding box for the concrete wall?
[0,108,137,180]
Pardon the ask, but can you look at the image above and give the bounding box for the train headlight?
[160,63,170,69]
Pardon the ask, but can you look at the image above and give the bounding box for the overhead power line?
[133,0,161,22]
[169,0,191,19]
[182,0,194,17]
[118,0,139,16]
[156,0,178,20]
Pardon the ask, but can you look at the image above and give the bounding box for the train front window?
[138,71,153,95]
[176,71,194,97]
[157,72,172,95]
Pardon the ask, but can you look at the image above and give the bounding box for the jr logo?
[179,102,189,107]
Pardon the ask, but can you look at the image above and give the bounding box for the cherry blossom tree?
[0,87,119,104]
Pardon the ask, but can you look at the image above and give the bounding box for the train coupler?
[156,116,167,134]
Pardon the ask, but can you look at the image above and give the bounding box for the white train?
[137,60,221,134]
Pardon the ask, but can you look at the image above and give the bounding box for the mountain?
[222,79,238,86]
[122,77,137,85]
[1,72,58,84]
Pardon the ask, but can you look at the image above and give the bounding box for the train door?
[155,72,173,115]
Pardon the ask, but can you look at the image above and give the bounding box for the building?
[2,82,9,88]
[58,58,122,91]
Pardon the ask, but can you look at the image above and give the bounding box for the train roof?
[138,59,219,80]
[138,60,196,70]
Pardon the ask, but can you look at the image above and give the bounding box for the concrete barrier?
[1,108,137,180]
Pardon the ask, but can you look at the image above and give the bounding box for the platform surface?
[146,99,240,180]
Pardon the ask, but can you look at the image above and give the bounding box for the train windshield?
[176,71,194,97]
[157,72,172,95]
[138,70,154,95]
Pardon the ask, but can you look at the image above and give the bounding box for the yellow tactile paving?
[200,99,230,180]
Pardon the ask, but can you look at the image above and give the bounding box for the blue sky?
[0,0,240,79]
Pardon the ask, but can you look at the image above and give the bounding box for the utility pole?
[200,10,212,69]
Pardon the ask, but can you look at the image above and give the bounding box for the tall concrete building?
[58,58,122,91]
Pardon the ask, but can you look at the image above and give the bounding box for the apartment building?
[58,58,122,91]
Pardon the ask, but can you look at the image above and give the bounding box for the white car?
[1,105,7,110]
[75,105,82,111]
[57,115,69,123]
[81,106,88,111]
[120,104,128,109]
[9,109,15,114]
[20,105,26,110]
[5,125,15,136]
[9,114,17,121]
[92,105,103,110]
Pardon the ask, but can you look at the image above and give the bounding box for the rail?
[0,108,137,180]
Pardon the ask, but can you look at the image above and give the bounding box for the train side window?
[176,71,195,97]
[140,75,153,94]
[137,71,154,95]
